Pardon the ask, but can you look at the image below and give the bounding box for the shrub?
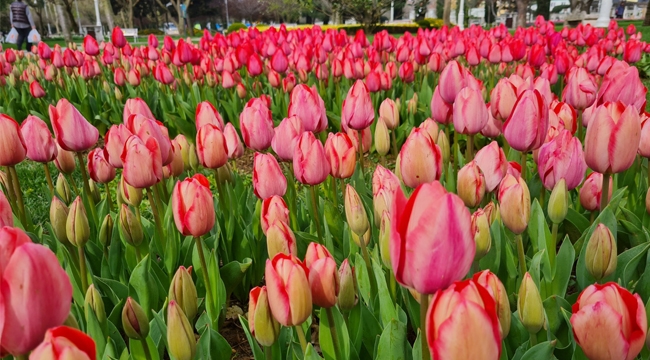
[227,22,248,34]
[414,18,444,29]
[140,28,164,35]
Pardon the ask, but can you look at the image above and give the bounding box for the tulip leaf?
[128,254,159,319]
[520,340,555,360]
[480,219,503,274]
[565,208,590,236]
[151,307,169,350]
[354,253,372,307]
[238,316,265,360]
[319,307,352,360]
[552,237,575,298]
[375,319,408,360]
[617,242,650,286]
[129,337,160,360]
[304,343,323,360]
[197,325,232,359]
[372,258,397,327]
[527,200,551,258]
[220,258,252,297]
[85,304,107,357]
[164,199,180,275]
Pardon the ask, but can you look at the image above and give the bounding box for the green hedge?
[140,28,164,35]
[227,22,248,34]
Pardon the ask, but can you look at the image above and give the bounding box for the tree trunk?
[52,3,61,34]
[442,0,451,25]
[128,0,134,28]
[103,0,115,29]
[644,3,650,25]
[56,2,72,42]
[61,0,76,33]
[536,0,550,19]
[517,0,527,27]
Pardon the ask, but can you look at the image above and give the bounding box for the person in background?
[9,0,36,50]
[616,2,625,18]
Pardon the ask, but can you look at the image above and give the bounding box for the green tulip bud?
[85,284,106,327]
[167,300,197,360]
[437,129,450,165]
[585,224,617,281]
[548,179,568,224]
[471,209,492,261]
[63,313,80,330]
[337,259,357,311]
[188,143,199,172]
[102,80,111,94]
[66,196,90,248]
[517,272,545,335]
[122,297,149,340]
[89,179,101,204]
[248,286,280,347]
[345,185,369,236]
[119,204,144,247]
[375,117,390,157]
[216,163,233,185]
[56,173,72,204]
[379,212,391,269]
[169,266,198,322]
[120,177,143,207]
[50,196,70,244]
[351,228,370,247]
[99,214,113,248]
[115,87,123,101]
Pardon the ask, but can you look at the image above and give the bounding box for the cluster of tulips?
[2,14,650,360]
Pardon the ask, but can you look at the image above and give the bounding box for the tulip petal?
[572,302,630,360]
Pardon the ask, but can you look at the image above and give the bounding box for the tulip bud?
[375,117,390,156]
[351,228,371,247]
[498,174,531,234]
[249,286,280,347]
[379,212,391,269]
[122,297,149,340]
[548,178,568,224]
[63,313,81,330]
[169,266,198,322]
[517,273,545,334]
[471,209,492,261]
[167,300,196,360]
[66,196,90,248]
[337,259,357,311]
[188,143,199,172]
[457,161,486,208]
[216,163,233,185]
[345,185,369,236]
[585,224,617,281]
[115,87,123,101]
[436,129,450,165]
[119,204,144,247]
[99,214,113,248]
[50,196,70,244]
[120,177,143,207]
[55,173,72,204]
[474,270,511,337]
[266,221,297,259]
[407,93,418,114]
[84,284,106,327]
[89,179,101,204]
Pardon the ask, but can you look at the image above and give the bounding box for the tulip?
[308,254,340,308]
[471,208,491,261]
[87,148,116,184]
[121,135,163,188]
[120,176,143,207]
[260,195,289,235]
[347,127,372,154]
[438,60,466,104]
[344,184,369,236]
[253,153,287,200]
[536,129,587,191]
[196,124,228,169]
[267,220,297,259]
[104,124,133,168]
[85,284,106,328]
[293,132,331,185]
[584,102,641,175]
[165,139,185,178]
[119,203,144,247]
[390,181,474,294]
[265,253,312,327]
[430,85,453,125]
[518,273,544,334]
[195,101,225,131]
[122,297,149,340]
[457,161,486,208]
[66,196,90,248]
[111,27,126,47]
[426,279,501,359]
[372,165,400,223]
[503,89,549,152]
[127,69,141,86]
[49,99,99,152]
[453,87,489,136]
[473,270,511,337]
[29,326,96,360]
[272,116,304,161]
[324,132,356,179]
[169,266,198,322]
[579,172,612,212]
[379,98,399,130]
[0,114,27,166]
[54,172,72,204]
[571,283,647,360]
[172,174,215,237]
[562,67,597,111]
[240,98,274,151]
[20,115,57,163]
[0,191,11,228]
[249,286,280,347]
[223,123,244,159]
[83,35,99,56]
[548,179,569,225]
[498,174,530,234]
[127,115,173,165]
[98,213,113,249]
[0,227,72,356]
[375,117,390,156]
[398,128,443,188]
[490,78,517,122]
[585,224,617,281]
[341,80,374,131]
[398,61,414,83]
[288,84,328,133]
[419,118,439,144]
[474,141,508,192]
[29,80,45,98]
[167,300,197,360]
[123,98,155,124]
[597,61,647,111]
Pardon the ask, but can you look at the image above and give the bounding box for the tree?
[536,0,550,19]
[442,0,451,24]
[645,3,650,25]
[484,0,495,24]
[154,0,189,34]
[413,0,430,20]
[332,0,392,31]
[516,0,526,26]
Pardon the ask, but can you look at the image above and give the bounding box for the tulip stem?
[285,163,298,230]
[529,332,538,347]
[359,234,378,304]
[2,167,18,215]
[78,245,89,294]
[76,152,98,225]
[331,176,339,210]
[419,292,430,360]
[141,339,153,360]
[5,166,26,228]
[391,130,398,158]
[194,236,215,322]
[516,234,527,276]
[214,170,229,216]
[520,152,527,182]
[325,307,342,360]
[295,325,308,353]
[358,130,365,176]
[601,174,610,211]
[146,187,166,252]
[67,173,81,197]
[467,134,474,161]
[105,183,113,213]
[43,163,55,196]
[550,223,558,271]
[265,346,273,360]
[310,185,324,244]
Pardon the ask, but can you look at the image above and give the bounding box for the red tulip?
[438,60,466,104]
[623,40,643,63]
[247,53,263,77]
[272,116,304,162]
[562,67,597,111]
[111,27,127,48]
[87,148,116,184]
[270,51,288,73]
[261,195,289,235]
[172,174,215,237]
[282,72,296,93]
[288,84,328,133]
[584,102,641,174]
[365,70,381,92]
[453,87,489,135]
[293,132,331,185]
[502,89,549,152]
[580,172,613,211]
[398,128,443,188]
[426,279,501,359]
[390,181,474,294]
[253,153,287,200]
[29,326,96,360]
[0,226,72,356]
[571,283,647,360]
[114,68,126,86]
[104,124,132,168]
[37,42,52,60]
[49,99,99,152]
[536,129,586,190]
[195,101,224,131]
[341,80,374,131]
[240,98,274,151]
[83,35,99,56]
[265,253,312,326]
[0,191,12,227]
[29,81,45,98]
[20,115,57,163]
[223,123,244,159]
[430,85,453,125]
[123,98,155,124]
[121,135,163,188]
[528,44,546,67]
[398,61,414,83]
[0,114,27,166]
[196,124,228,170]
[324,132,356,179]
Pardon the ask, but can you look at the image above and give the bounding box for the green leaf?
[238,316,265,360]
[372,258,397,326]
[355,253,372,307]
[129,337,160,360]
[128,255,159,319]
[552,237,575,298]
[520,341,555,360]
[220,258,253,297]
[196,325,233,359]
[304,343,323,360]
[319,307,351,360]
[375,319,407,360]
[84,304,107,356]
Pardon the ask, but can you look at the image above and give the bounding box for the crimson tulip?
[29,81,45,98]
[172,174,215,237]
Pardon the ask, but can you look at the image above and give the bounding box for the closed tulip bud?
[518,273,545,334]
[99,214,113,248]
[342,80,374,131]
[120,176,143,207]
[49,99,99,152]
[399,128,443,188]
[457,161,486,208]
[55,173,72,204]
[84,284,106,327]
[20,115,57,163]
[188,143,199,172]
[121,135,163,188]
[195,101,224,131]
[473,270,511,338]
[471,209,491,261]
[261,196,289,235]
[503,89,549,152]
[436,129,450,165]
[66,197,90,248]
[167,300,196,360]
[337,259,357,311]
[438,60,466,104]
[265,254,312,326]
[379,211,391,268]
[253,153,287,200]
[249,287,280,347]
[267,221,297,259]
[294,132,331,185]
[324,132,356,179]
[345,185,369,236]
[379,98,399,130]
[54,144,76,175]
[372,165,401,223]
[240,97,274,151]
[585,224,617,281]
[0,114,26,166]
[169,266,198,322]
[88,148,116,184]
[375,117,390,156]
[548,179,569,224]
[119,204,144,247]
[196,124,228,170]
[453,87,489,135]
[579,173,613,211]
[122,297,149,340]
[304,243,333,268]
[498,174,531,234]
[287,84,328,133]
[407,94,418,114]
[172,174,215,237]
[89,179,101,204]
[50,196,69,243]
[309,255,340,308]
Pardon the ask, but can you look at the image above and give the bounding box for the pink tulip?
[426,279,501,359]
[223,123,244,159]
[272,116,304,162]
[379,98,399,130]
[172,174,215,237]
[430,85,453,125]
[123,98,155,124]
[584,102,641,174]
[293,132,331,185]
[502,89,549,152]
[490,78,518,122]
[29,326,96,360]
[127,115,173,166]
[261,195,289,235]
[580,172,613,211]
[240,98,274,151]
[121,135,163,188]
[498,174,530,234]
[196,124,228,169]
[83,35,99,56]
[253,153,287,200]
[0,114,27,166]
[20,115,57,163]
[271,51,288,73]
[597,61,647,111]
[104,124,133,168]
[49,99,98,152]
[571,283,647,360]
[288,85,328,133]
[29,81,45,98]
[639,114,650,158]
[372,165,401,222]
[324,132,356,179]
[111,27,126,48]
[87,148,116,184]
[164,139,184,178]
[54,144,75,174]
[453,87,489,135]
[457,161,486,208]
[398,61,414,83]
[536,129,587,190]
[304,243,339,308]
[0,226,72,356]
[195,101,225,131]
[347,128,372,154]
[390,181,474,294]
[438,60,466,104]
[562,67,597,111]
[0,191,11,227]
[265,253,312,326]
[341,80,374,131]
[398,128,443,188]
[552,101,578,135]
